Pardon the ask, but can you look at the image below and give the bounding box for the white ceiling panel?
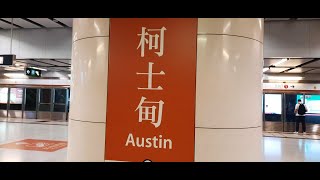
[0,20,19,29]
[28,18,63,28]
[55,18,73,27]
[2,18,39,28]
[285,67,314,73]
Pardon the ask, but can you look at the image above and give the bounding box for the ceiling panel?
[50,67,70,71]
[264,58,313,67]
[16,60,53,67]
[54,59,71,65]
[297,18,320,20]
[15,60,38,67]
[285,67,314,73]
[55,18,73,27]
[54,59,71,64]
[27,18,63,28]
[265,18,290,21]
[280,59,313,67]
[0,20,19,29]
[264,59,281,66]
[302,60,320,68]
[13,61,28,66]
[306,69,320,74]
[40,60,71,66]
[265,68,289,73]
[55,59,71,62]
[2,18,39,28]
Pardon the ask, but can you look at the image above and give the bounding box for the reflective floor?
[0,119,319,162]
[264,137,320,162]
[0,121,67,162]
[0,117,68,126]
[264,132,320,140]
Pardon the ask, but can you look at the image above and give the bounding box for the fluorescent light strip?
[266,76,303,81]
[273,58,288,66]
[29,67,47,71]
[263,68,269,72]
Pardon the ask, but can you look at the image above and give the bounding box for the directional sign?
[25,67,41,77]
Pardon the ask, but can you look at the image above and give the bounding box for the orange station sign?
[105,18,198,162]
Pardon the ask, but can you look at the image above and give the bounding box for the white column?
[195,18,264,161]
[67,18,109,161]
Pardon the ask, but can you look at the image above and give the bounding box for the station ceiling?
[0,18,72,29]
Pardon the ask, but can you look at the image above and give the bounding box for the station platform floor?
[0,117,68,126]
[0,119,319,162]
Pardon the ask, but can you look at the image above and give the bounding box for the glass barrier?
[25,88,37,111]
[0,88,8,110]
[9,88,23,110]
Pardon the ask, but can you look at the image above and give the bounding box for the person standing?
[294,99,308,134]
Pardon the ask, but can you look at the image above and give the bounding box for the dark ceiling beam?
[27,65,70,67]
[51,59,71,65]
[263,80,320,84]
[48,18,69,27]
[302,69,316,74]
[0,18,22,28]
[21,18,45,28]
[15,60,69,72]
[266,66,320,69]
[29,60,71,72]
[280,58,320,73]
[295,58,320,68]
[29,59,57,66]
[15,60,38,67]
[264,57,314,59]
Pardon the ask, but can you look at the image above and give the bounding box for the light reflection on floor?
[0,120,319,162]
[263,137,320,162]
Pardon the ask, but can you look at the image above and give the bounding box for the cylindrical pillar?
[67,18,109,161]
[67,18,263,162]
[195,18,264,161]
